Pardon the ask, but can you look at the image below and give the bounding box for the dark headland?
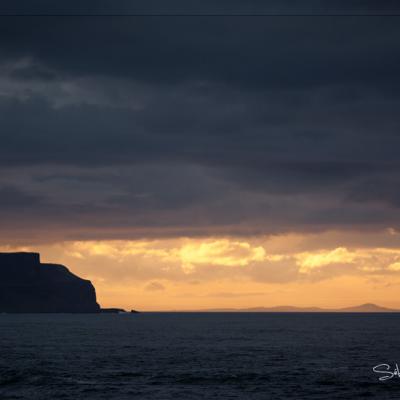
[0,252,101,313]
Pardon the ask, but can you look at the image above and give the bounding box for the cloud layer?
[1,12,400,241]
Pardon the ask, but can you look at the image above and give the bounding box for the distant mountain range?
[188,303,399,313]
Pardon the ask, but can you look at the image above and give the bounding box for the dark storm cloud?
[1,6,400,239]
[1,0,400,15]
[0,185,42,208]
[1,17,400,90]
[348,175,400,207]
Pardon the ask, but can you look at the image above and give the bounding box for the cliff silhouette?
[0,252,100,313]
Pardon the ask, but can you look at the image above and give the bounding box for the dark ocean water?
[1,313,400,399]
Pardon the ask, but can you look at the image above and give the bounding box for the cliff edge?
[0,252,100,313]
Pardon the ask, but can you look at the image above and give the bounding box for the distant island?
[0,252,101,313]
[186,303,399,313]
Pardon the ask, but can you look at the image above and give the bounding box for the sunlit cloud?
[66,239,267,274]
[388,262,400,271]
[296,246,400,274]
[296,247,358,273]
[178,239,266,272]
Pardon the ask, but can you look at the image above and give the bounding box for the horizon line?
[112,303,400,313]
[1,14,400,17]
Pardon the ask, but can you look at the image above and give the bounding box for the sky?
[2,1,400,310]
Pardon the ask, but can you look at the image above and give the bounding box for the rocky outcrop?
[100,308,126,313]
[0,252,100,313]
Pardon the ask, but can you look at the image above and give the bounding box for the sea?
[0,313,400,399]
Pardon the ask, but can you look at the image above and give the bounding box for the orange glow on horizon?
[3,229,400,311]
